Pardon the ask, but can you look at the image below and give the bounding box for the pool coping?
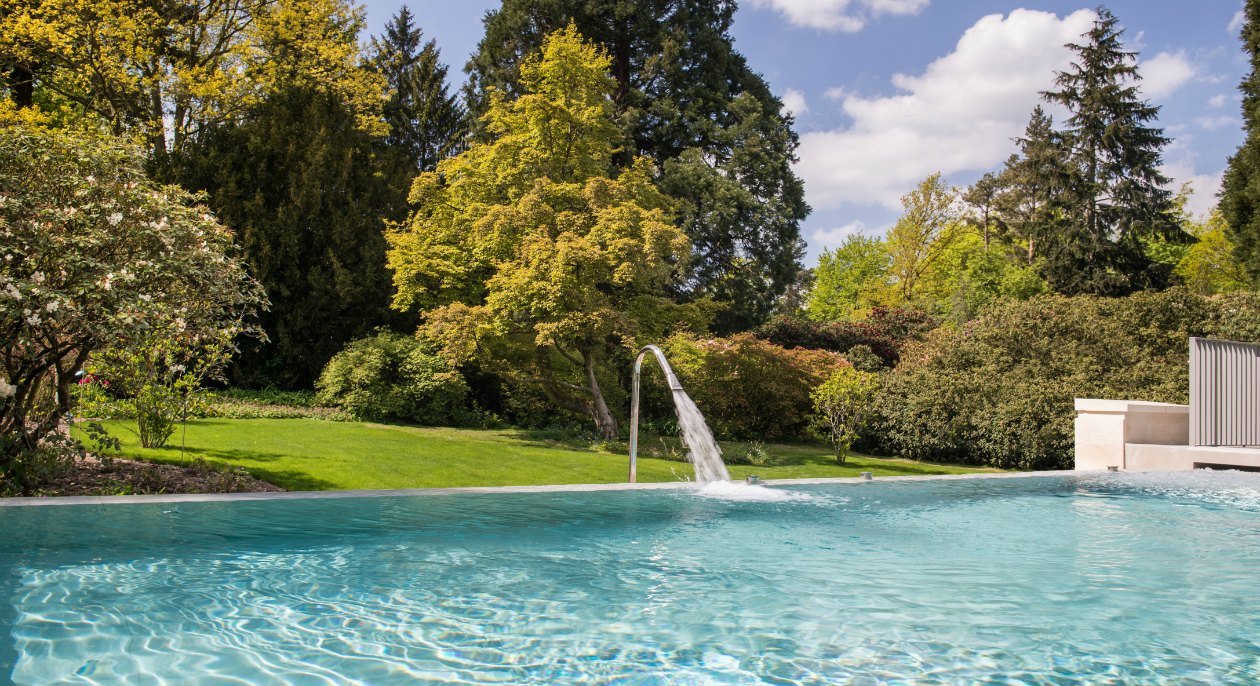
[0,470,1080,507]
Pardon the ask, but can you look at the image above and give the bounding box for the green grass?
[101,418,997,491]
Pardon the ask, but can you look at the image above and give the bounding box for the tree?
[806,235,891,321]
[1040,7,1179,295]
[964,172,1004,250]
[1221,0,1260,285]
[387,27,703,438]
[369,5,465,174]
[886,173,961,304]
[811,367,879,465]
[465,1,808,332]
[170,86,402,388]
[1175,210,1251,295]
[0,0,384,158]
[0,125,265,493]
[998,106,1071,265]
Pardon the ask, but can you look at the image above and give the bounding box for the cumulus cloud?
[1163,138,1224,217]
[824,86,847,101]
[796,9,1096,210]
[811,220,874,248]
[1139,51,1195,100]
[781,89,809,117]
[1230,9,1245,35]
[1208,94,1228,108]
[749,0,928,32]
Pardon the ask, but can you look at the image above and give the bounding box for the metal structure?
[628,345,684,483]
[1189,337,1260,447]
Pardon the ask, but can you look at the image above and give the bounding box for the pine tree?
[998,106,1070,265]
[464,0,808,332]
[172,87,403,388]
[1220,0,1260,285]
[1039,7,1179,295]
[370,6,465,173]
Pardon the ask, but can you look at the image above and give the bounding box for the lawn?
[100,418,997,491]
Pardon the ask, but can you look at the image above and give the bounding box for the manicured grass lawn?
[102,418,997,491]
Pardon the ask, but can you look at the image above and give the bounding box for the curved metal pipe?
[629,345,683,483]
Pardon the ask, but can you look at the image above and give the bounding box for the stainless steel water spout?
[629,345,683,483]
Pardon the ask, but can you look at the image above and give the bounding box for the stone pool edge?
[0,470,1081,507]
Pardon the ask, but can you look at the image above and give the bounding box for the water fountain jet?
[629,345,731,484]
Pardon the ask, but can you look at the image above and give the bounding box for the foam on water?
[693,480,814,502]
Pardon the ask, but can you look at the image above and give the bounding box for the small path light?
[745,475,761,485]
[861,472,873,480]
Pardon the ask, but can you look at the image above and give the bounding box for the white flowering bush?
[0,125,267,491]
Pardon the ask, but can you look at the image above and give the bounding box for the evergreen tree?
[1220,0,1260,285]
[997,106,1070,265]
[172,87,402,388]
[465,0,808,332]
[370,6,465,174]
[1040,7,1179,295]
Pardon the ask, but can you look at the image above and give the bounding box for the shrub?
[315,333,469,425]
[663,333,849,441]
[755,307,939,367]
[0,126,265,493]
[812,368,880,464]
[868,290,1260,470]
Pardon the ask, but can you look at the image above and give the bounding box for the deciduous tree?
[466,1,808,331]
[387,27,703,438]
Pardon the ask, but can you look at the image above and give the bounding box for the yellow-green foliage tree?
[886,173,962,304]
[386,26,701,438]
[1176,210,1251,295]
[0,0,383,155]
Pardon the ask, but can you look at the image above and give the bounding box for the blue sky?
[359,1,1248,262]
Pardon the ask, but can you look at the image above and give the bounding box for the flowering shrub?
[663,333,849,441]
[0,125,266,491]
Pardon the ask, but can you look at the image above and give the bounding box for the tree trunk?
[583,349,618,440]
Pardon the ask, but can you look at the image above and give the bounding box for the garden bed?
[28,454,281,497]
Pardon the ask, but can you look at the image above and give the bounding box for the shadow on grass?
[129,446,341,491]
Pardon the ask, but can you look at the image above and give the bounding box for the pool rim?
[0,470,1083,507]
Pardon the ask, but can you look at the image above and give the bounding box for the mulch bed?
[28,454,282,497]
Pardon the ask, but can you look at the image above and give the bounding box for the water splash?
[670,388,731,484]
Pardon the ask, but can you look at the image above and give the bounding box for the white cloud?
[811,220,873,248]
[1230,9,1245,35]
[824,86,847,101]
[1195,114,1239,131]
[749,0,928,32]
[781,89,809,117]
[1140,51,1195,100]
[1208,93,1228,108]
[796,9,1095,210]
[1163,138,1223,217]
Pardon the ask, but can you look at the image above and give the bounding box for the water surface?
[3,472,1259,684]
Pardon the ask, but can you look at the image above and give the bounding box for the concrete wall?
[1073,399,1189,470]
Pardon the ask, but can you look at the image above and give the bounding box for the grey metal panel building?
[1189,337,1260,447]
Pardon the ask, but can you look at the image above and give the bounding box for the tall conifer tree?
[370,6,465,174]
[1220,0,1260,285]
[1040,7,1178,295]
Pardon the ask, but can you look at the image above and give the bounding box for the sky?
[358,0,1249,262]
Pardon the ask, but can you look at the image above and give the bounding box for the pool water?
[3,472,1260,684]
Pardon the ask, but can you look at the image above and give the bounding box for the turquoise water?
[3,472,1260,684]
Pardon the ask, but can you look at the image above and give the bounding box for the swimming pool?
[3,472,1260,684]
